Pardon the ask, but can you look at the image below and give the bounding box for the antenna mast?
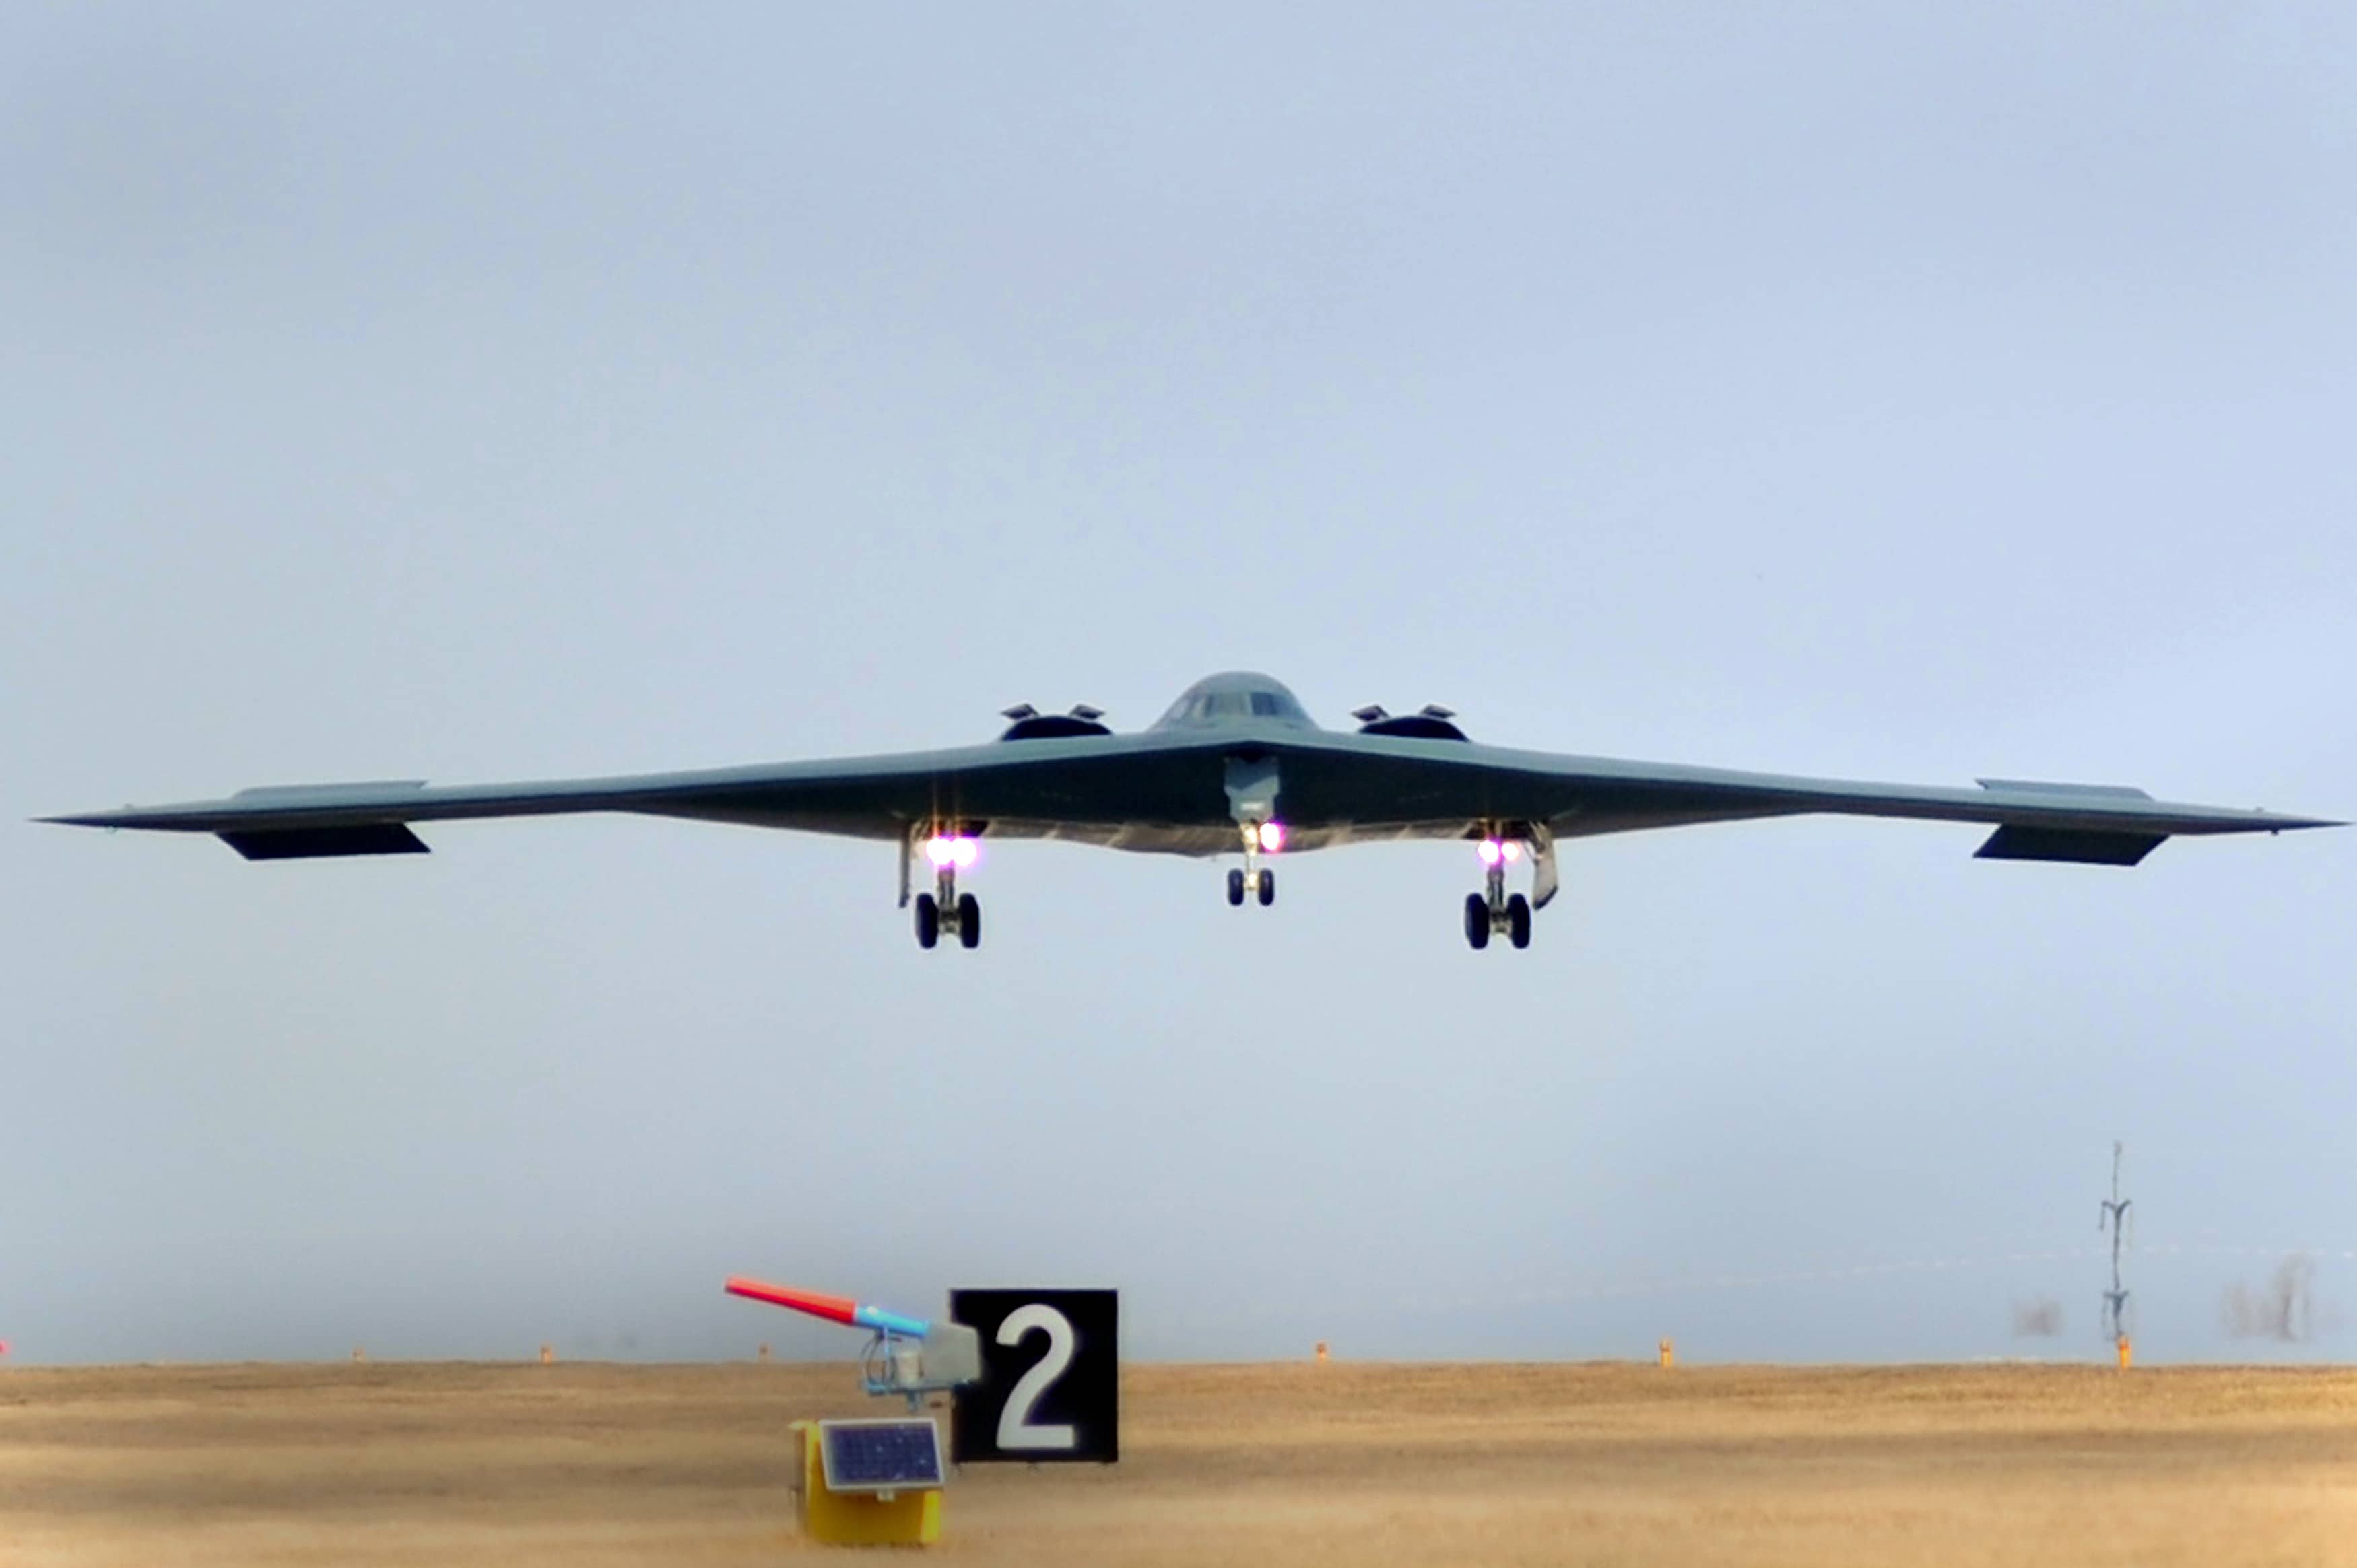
[2098,1140,2133,1343]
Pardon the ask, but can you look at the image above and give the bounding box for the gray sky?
[5,3,2353,1366]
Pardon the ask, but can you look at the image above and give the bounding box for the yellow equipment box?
[791,1419,943,1547]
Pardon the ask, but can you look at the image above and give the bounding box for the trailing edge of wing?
[1973,824,2166,866]
[219,824,430,860]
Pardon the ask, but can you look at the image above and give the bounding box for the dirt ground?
[4,1359,2356,1565]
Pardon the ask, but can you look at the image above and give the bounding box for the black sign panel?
[948,1289,1118,1464]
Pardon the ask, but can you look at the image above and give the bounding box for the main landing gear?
[1226,819,1282,908]
[912,832,982,950]
[1464,833,1533,951]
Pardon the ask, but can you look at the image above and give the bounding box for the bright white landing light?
[1257,821,1286,853]
[1477,838,1503,866]
[925,836,978,868]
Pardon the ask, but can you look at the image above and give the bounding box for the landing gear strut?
[910,829,982,950]
[1227,819,1280,908]
[1465,831,1534,950]
[1222,753,1284,912]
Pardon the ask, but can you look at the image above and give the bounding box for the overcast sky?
[5,3,2353,1367]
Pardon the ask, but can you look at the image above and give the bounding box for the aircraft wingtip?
[2243,810,2344,834]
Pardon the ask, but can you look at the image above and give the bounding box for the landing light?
[1257,821,1286,854]
[925,836,979,868]
[1477,838,1502,866]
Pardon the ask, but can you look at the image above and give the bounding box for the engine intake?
[1350,703,1469,741]
[998,703,1113,741]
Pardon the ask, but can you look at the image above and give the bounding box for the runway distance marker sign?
[947,1289,1118,1464]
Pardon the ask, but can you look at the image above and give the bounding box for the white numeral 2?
[995,1303,1077,1451]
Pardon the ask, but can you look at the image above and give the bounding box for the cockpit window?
[1186,691,1279,719]
[1151,673,1317,730]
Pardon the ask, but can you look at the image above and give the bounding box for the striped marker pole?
[724,1276,932,1339]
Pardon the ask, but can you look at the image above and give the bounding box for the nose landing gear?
[1226,821,1280,908]
[1465,833,1535,950]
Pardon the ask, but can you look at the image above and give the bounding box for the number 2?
[995,1303,1077,1451]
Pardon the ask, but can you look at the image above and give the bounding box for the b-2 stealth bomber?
[43,671,2335,951]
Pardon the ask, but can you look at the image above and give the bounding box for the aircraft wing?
[1269,732,2335,864]
[36,733,1257,858]
[40,728,2333,867]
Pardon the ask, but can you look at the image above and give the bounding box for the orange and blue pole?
[724,1276,931,1339]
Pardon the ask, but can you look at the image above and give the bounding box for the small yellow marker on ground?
[2117,1335,2133,1369]
[539,1344,555,1365]
[1659,1337,1675,1369]
[1315,1342,1329,1363]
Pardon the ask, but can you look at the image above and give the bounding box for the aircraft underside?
[900,815,1560,952]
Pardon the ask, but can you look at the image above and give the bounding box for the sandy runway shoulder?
[5,1361,2357,1565]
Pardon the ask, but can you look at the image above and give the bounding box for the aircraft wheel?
[1463,892,1490,949]
[1227,868,1246,906]
[1506,893,1531,950]
[1257,869,1276,907]
[915,893,940,949]
[957,893,981,949]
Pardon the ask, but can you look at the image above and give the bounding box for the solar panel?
[818,1419,944,1493]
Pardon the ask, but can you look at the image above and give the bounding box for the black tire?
[1506,893,1531,950]
[1463,892,1490,949]
[957,893,981,949]
[1257,868,1276,907]
[915,893,940,949]
[1227,867,1247,906]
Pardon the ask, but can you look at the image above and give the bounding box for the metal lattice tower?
[2098,1140,2133,1342]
